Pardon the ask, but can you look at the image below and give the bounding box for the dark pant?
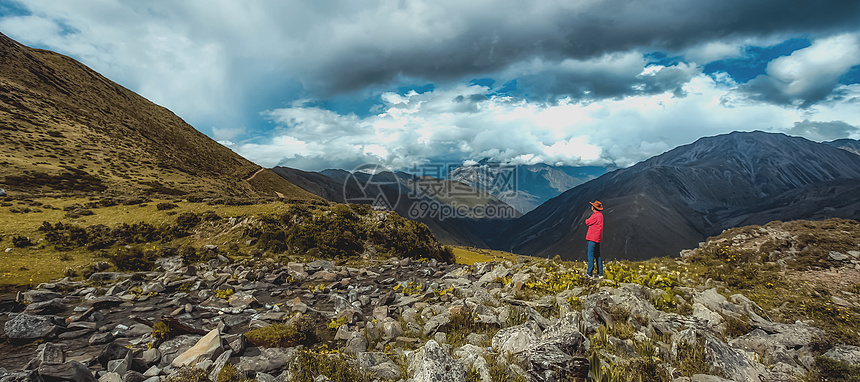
[587,240,602,276]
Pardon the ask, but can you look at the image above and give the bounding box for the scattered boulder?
[823,344,860,365]
[4,313,58,341]
[171,328,223,368]
[38,360,96,382]
[409,340,466,382]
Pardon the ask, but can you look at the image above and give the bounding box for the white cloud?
[767,33,860,97]
[233,72,860,171]
[735,34,860,106]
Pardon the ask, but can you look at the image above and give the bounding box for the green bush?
[811,356,860,382]
[176,212,201,232]
[179,245,216,265]
[216,363,255,382]
[164,367,210,382]
[11,235,32,247]
[244,315,318,348]
[289,349,370,382]
[108,246,157,271]
[157,202,178,211]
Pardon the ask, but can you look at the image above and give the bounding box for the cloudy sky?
[2,0,859,171]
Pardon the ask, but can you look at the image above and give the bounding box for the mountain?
[0,32,315,200]
[825,138,860,155]
[271,166,520,246]
[449,163,605,213]
[486,131,860,260]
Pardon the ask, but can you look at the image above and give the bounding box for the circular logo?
[342,163,401,212]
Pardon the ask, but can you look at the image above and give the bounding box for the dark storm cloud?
[789,120,859,141]
[308,0,860,97]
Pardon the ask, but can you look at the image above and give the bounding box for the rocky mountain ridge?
[448,163,605,214]
[486,131,860,261]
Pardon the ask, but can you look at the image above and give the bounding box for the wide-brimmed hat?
[589,200,604,211]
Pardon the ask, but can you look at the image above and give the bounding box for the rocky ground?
[1,247,859,381]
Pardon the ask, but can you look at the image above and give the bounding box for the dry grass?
[449,245,521,265]
[0,197,296,287]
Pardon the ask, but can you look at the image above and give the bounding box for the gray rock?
[99,372,122,382]
[89,332,115,345]
[477,264,510,284]
[157,334,202,367]
[408,340,466,382]
[142,366,160,377]
[23,298,66,315]
[829,251,850,261]
[38,360,97,382]
[89,272,126,282]
[454,345,491,382]
[238,347,297,374]
[4,313,58,340]
[22,290,61,304]
[142,348,161,366]
[492,324,538,356]
[307,260,335,272]
[208,350,233,382]
[172,327,223,368]
[98,342,130,369]
[122,371,146,382]
[344,331,368,353]
[357,352,402,380]
[381,319,403,340]
[228,290,260,309]
[703,333,767,382]
[466,333,491,347]
[690,375,734,382]
[823,344,860,365]
[39,342,66,364]
[423,313,451,336]
[0,368,41,382]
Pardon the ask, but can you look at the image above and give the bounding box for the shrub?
[157,202,178,211]
[289,349,370,382]
[11,235,32,247]
[722,314,752,338]
[108,246,157,271]
[176,212,201,232]
[244,315,318,348]
[179,245,215,265]
[811,355,860,382]
[674,339,710,377]
[152,320,171,340]
[216,363,255,382]
[164,367,209,382]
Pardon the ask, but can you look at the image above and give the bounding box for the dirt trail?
[245,167,265,181]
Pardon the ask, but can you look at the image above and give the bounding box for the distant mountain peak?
[487,131,860,260]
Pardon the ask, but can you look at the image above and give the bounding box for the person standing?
[585,200,604,279]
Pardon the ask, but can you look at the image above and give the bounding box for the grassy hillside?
[0,32,316,200]
[0,195,451,288]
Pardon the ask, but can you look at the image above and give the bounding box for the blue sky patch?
[469,78,496,88]
[703,38,812,83]
[397,83,435,96]
[645,52,684,67]
[0,0,30,17]
[840,65,860,85]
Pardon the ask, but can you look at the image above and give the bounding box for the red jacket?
[586,211,603,243]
